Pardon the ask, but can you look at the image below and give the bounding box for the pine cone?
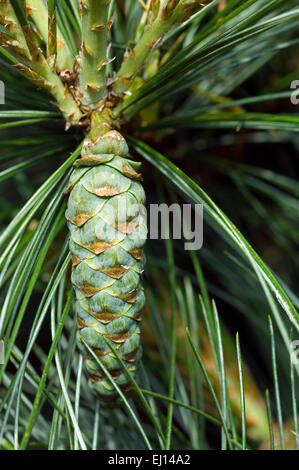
[66,130,147,401]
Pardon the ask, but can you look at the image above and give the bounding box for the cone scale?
[66,130,147,401]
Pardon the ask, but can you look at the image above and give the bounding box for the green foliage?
[0,0,299,451]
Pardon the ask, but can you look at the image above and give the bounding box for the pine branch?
[79,0,110,107]
[22,25,82,123]
[47,0,57,70]
[0,1,82,124]
[25,0,74,71]
[0,0,31,59]
[113,0,206,96]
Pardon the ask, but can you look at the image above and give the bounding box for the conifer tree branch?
[0,1,82,124]
[25,0,74,71]
[47,0,57,70]
[79,0,110,107]
[22,25,82,123]
[113,0,206,96]
[0,0,31,59]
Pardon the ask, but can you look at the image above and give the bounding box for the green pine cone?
[66,130,147,401]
